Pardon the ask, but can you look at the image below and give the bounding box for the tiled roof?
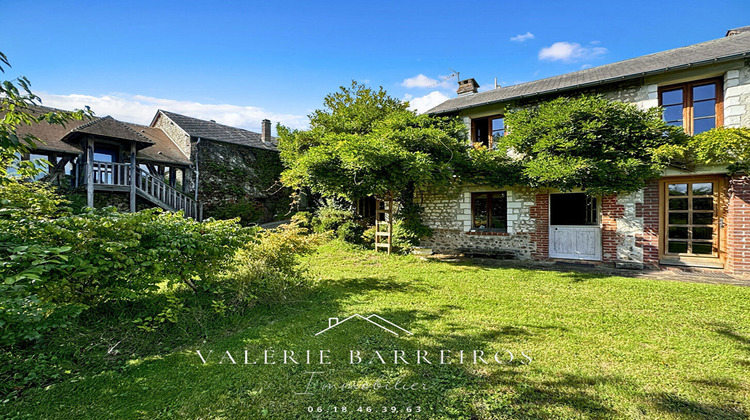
[9,105,93,154]
[66,116,155,145]
[158,110,278,151]
[8,106,190,166]
[428,31,750,114]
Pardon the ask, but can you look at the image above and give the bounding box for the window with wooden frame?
[658,78,723,135]
[471,191,507,231]
[471,115,505,150]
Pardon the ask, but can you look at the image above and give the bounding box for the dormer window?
[659,78,723,135]
[472,115,505,149]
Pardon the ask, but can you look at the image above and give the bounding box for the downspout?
[194,137,201,202]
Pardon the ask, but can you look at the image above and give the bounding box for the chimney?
[457,78,480,95]
[328,317,339,328]
[261,119,271,143]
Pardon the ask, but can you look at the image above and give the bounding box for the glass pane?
[692,212,714,225]
[663,104,683,122]
[668,226,688,239]
[692,242,713,255]
[692,183,713,195]
[693,197,713,211]
[491,117,504,131]
[694,226,713,240]
[668,184,688,196]
[693,118,715,135]
[473,194,488,229]
[668,241,688,253]
[693,100,716,118]
[490,193,507,230]
[669,198,688,210]
[693,83,716,101]
[661,89,683,105]
[669,213,688,224]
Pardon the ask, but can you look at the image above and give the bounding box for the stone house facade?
[424,27,750,275]
[18,108,284,223]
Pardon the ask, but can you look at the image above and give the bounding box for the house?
[423,26,750,274]
[15,107,284,223]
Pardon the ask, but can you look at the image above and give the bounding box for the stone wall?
[724,63,750,128]
[153,113,192,158]
[195,139,286,224]
[418,186,537,259]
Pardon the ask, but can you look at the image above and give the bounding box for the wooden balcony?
[89,161,199,219]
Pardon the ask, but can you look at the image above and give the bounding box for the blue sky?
[2,0,749,133]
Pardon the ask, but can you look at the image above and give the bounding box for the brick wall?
[529,193,549,259]
[725,175,750,274]
[601,195,622,262]
[639,181,660,267]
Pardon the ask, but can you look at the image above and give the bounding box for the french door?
[660,176,724,266]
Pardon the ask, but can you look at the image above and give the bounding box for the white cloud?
[401,74,454,89]
[510,32,535,42]
[405,91,451,114]
[538,42,607,62]
[36,92,309,132]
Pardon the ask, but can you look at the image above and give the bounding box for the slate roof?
[157,110,278,151]
[428,31,750,115]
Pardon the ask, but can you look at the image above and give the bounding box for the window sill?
[466,230,508,236]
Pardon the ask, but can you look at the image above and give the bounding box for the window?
[93,144,119,162]
[471,115,505,149]
[549,193,598,225]
[658,78,723,135]
[471,191,507,231]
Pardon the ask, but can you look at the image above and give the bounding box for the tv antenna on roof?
[449,68,459,81]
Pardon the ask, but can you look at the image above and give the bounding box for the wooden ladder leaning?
[374,192,393,254]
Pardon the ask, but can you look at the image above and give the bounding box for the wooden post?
[169,167,176,188]
[130,142,136,213]
[86,139,94,208]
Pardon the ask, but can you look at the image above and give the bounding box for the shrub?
[312,206,355,234]
[222,223,323,305]
[290,211,313,231]
[337,220,365,245]
[0,182,255,347]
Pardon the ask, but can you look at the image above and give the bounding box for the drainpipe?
[194,137,201,202]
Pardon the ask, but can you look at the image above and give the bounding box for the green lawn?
[4,242,750,419]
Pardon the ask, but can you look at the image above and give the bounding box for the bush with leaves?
[222,223,323,305]
[312,205,356,234]
[0,181,255,347]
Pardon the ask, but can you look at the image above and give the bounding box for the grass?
[3,241,750,419]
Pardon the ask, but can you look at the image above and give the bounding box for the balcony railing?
[90,161,197,219]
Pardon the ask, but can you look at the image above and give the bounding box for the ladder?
[374,192,393,254]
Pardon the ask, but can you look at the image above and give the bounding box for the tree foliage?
[499,95,689,195]
[277,82,469,202]
[0,51,92,180]
[690,127,750,172]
